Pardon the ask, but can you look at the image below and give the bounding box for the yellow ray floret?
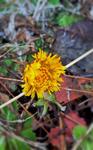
[21,50,66,98]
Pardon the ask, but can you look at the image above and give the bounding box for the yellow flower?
[21,50,66,98]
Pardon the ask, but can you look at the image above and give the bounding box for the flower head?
[21,50,66,98]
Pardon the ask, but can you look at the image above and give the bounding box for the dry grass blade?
[65,48,93,69]
[0,93,24,109]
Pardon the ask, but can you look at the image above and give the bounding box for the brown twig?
[59,114,67,150]
[0,76,22,82]
[62,87,93,95]
[61,112,84,126]
[64,74,93,81]
[0,80,14,97]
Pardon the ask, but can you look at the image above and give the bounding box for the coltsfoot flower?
[21,50,66,98]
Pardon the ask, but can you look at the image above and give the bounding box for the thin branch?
[0,80,14,97]
[64,74,93,81]
[65,49,93,69]
[0,76,22,82]
[59,114,67,150]
[0,93,24,109]
[0,112,37,124]
[62,87,93,95]
[61,112,83,126]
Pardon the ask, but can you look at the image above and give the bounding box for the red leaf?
[64,111,86,143]
[64,111,86,130]
[55,76,82,104]
[48,127,61,146]
[78,78,87,86]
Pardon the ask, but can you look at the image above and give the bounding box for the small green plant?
[73,125,93,150]
[0,58,19,76]
[56,12,83,27]
[48,0,60,5]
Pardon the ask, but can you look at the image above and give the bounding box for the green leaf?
[21,128,36,141]
[57,13,83,27]
[19,0,25,3]
[30,0,37,4]
[73,125,87,140]
[81,141,93,150]
[4,59,13,66]
[0,8,5,12]
[3,107,16,121]
[35,38,43,49]
[27,55,34,63]
[34,99,45,107]
[0,0,5,3]
[24,118,32,128]
[12,100,18,109]
[6,110,16,120]
[13,64,19,71]
[17,140,30,150]
[0,136,6,150]
[9,138,30,150]
[9,138,18,150]
[0,66,8,75]
[89,129,93,140]
[16,140,30,150]
[48,0,60,5]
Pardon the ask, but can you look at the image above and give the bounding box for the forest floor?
[0,1,93,150]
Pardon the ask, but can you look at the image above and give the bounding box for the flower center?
[35,66,50,89]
